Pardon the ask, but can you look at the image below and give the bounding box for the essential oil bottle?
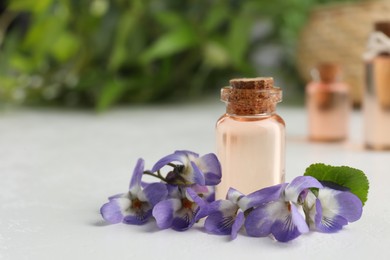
[363,21,390,150]
[306,63,350,142]
[215,77,285,199]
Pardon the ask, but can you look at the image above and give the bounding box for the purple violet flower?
[204,184,290,239]
[190,184,216,203]
[100,158,168,225]
[100,152,366,242]
[151,150,221,186]
[152,186,208,231]
[244,176,323,242]
[204,188,246,239]
[304,187,363,233]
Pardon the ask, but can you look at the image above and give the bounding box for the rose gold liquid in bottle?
[215,77,285,199]
[364,21,390,150]
[306,63,350,142]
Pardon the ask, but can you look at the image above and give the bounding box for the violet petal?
[129,158,145,193]
[166,184,180,198]
[153,198,181,229]
[151,153,185,173]
[171,208,197,231]
[284,176,323,203]
[204,200,238,235]
[190,161,206,185]
[239,183,287,210]
[193,153,222,185]
[271,220,301,242]
[190,184,209,194]
[191,184,215,203]
[314,198,348,233]
[122,209,152,225]
[227,187,244,204]
[334,190,363,222]
[205,211,233,235]
[290,203,309,234]
[244,201,279,237]
[142,183,168,206]
[100,198,126,224]
[231,210,245,240]
[270,203,308,242]
[187,187,208,220]
[175,150,199,160]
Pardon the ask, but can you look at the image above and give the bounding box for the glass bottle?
[215,77,285,199]
[364,21,390,150]
[306,63,350,142]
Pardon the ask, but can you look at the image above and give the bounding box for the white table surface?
[1,103,389,260]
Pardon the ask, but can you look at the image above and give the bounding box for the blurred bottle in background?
[363,21,390,150]
[306,63,350,142]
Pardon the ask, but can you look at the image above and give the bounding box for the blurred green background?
[0,0,358,110]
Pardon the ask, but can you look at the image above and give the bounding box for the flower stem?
[157,170,164,179]
[167,163,176,168]
[143,171,166,182]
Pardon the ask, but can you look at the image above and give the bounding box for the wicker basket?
[297,0,390,106]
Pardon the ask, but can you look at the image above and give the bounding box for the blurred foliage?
[0,0,360,110]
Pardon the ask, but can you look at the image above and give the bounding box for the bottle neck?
[364,31,390,60]
[225,102,278,116]
[311,64,342,84]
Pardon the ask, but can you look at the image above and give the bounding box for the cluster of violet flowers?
[100,150,363,242]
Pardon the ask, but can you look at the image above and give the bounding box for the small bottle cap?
[316,63,341,83]
[375,21,390,37]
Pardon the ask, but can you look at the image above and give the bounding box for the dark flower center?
[286,202,291,212]
[166,166,189,185]
[182,198,194,209]
[132,198,143,210]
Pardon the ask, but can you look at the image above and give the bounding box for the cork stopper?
[312,63,341,83]
[229,77,274,89]
[221,77,282,115]
[375,21,390,37]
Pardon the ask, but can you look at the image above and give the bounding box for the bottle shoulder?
[216,113,285,127]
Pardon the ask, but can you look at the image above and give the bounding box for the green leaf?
[304,163,369,206]
[203,41,230,68]
[22,15,66,56]
[227,14,252,67]
[108,4,144,71]
[50,32,80,62]
[154,12,185,29]
[9,53,35,72]
[203,4,229,33]
[8,0,52,13]
[96,79,126,111]
[140,25,198,63]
